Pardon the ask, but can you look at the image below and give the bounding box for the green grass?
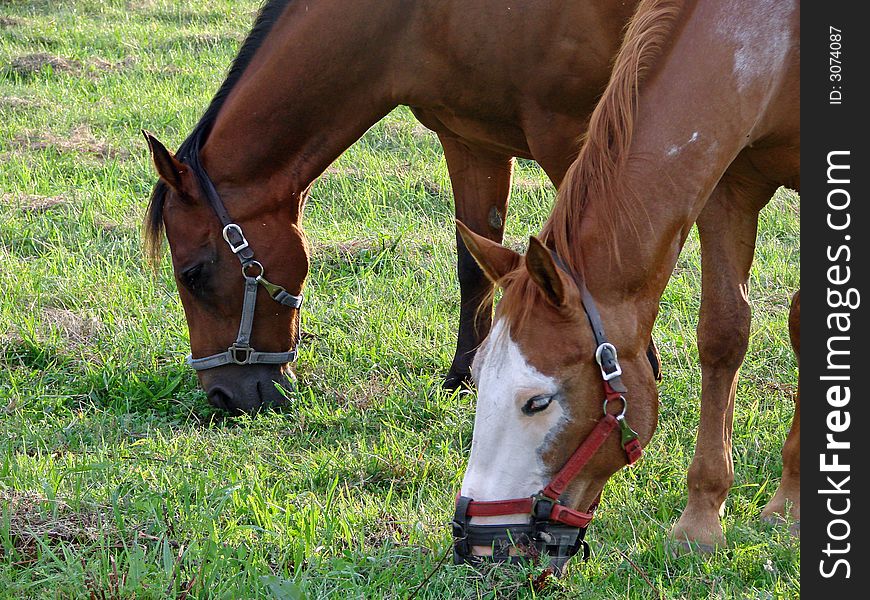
[1,1,799,598]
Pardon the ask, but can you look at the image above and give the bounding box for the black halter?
[182,140,303,371]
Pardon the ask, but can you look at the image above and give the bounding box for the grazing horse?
[143,0,640,412]
[452,0,799,562]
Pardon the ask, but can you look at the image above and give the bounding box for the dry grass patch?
[93,216,121,231]
[41,306,104,348]
[411,123,434,139]
[312,237,381,260]
[0,95,41,110]
[337,377,390,411]
[512,174,549,191]
[0,490,115,559]
[362,511,416,548]
[382,120,434,141]
[5,53,138,78]
[420,179,447,200]
[2,192,68,213]
[7,53,81,74]
[323,164,365,178]
[13,124,129,161]
[0,306,105,362]
[88,56,138,73]
[183,32,241,46]
[125,0,159,11]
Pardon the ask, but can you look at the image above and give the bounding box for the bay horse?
[452,0,799,564]
[143,0,642,413]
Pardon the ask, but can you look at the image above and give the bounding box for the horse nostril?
[207,386,234,410]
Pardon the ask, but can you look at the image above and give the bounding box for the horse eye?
[180,264,204,287]
[522,394,554,415]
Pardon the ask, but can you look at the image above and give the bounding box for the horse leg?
[670,176,775,551]
[439,135,513,390]
[761,290,800,534]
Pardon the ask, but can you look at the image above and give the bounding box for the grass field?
[0,1,800,598]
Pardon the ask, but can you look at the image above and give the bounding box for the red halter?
[458,364,643,531]
[452,251,644,570]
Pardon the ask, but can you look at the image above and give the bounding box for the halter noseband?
[182,141,303,371]
[452,252,643,572]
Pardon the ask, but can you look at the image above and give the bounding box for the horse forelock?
[142,0,295,264]
[489,267,553,341]
[541,0,685,276]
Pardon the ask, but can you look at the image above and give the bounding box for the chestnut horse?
[144,0,640,413]
[454,0,799,560]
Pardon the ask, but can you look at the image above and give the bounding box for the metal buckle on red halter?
[452,255,643,571]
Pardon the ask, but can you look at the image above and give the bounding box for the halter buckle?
[222,223,250,254]
[594,342,622,381]
[228,343,254,365]
[531,492,556,521]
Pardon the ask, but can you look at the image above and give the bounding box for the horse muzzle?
[451,495,590,574]
[199,363,295,413]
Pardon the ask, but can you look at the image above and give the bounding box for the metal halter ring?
[242,260,264,279]
[602,395,628,418]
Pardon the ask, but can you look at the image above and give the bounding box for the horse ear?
[142,130,194,197]
[525,236,570,307]
[456,220,520,284]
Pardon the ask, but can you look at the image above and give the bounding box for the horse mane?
[144,0,294,263]
[497,0,685,330]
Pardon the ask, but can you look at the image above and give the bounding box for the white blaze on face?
[461,318,566,526]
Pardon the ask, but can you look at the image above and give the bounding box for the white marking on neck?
[461,319,565,524]
[717,0,794,93]
[666,131,700,157]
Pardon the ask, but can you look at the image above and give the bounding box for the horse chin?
[199,365,296,414]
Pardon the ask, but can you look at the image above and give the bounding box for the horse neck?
[566,0,797,320]
[200,0,412,216]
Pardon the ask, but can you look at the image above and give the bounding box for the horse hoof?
[442,372,473,392]
[761,515,800,538]
[761,514,783,527]
[668,538,718,556]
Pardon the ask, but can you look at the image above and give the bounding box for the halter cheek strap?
[186,253,303,370]
[183,142,303,371]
